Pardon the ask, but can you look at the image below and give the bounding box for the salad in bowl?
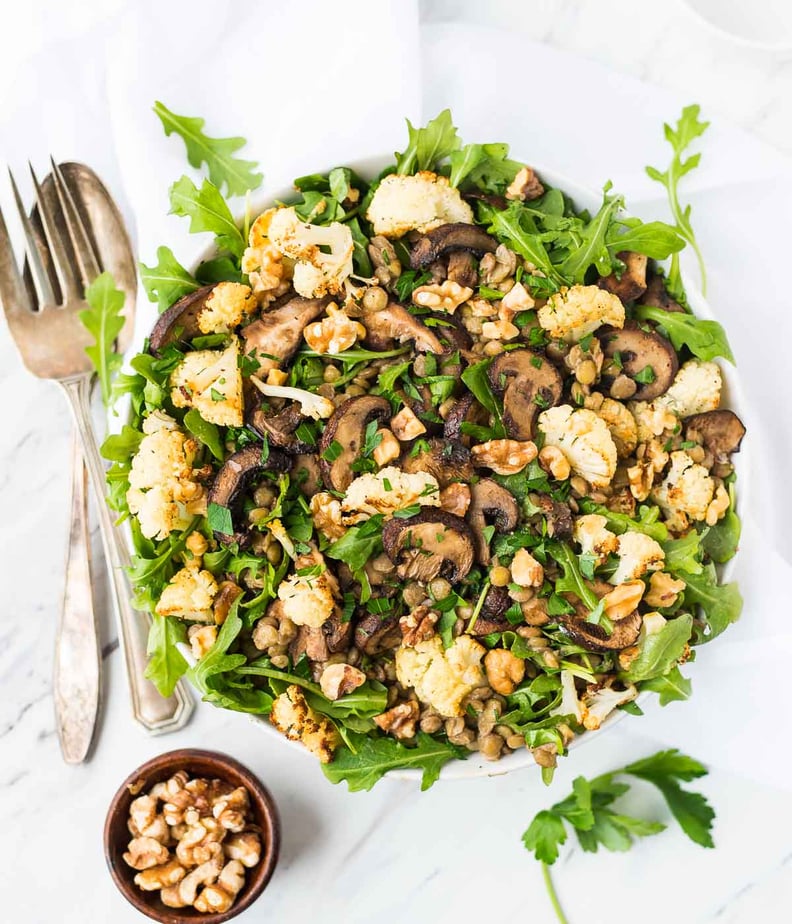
[105,107,744,790]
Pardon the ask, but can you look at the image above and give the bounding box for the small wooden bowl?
[104,749,280,923]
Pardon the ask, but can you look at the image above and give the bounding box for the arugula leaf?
[347,216,373,277]
[322,731,465,791]
[145,614,188,697]
[326,515,385,572]
[701,486,741,563]
[207,501,233,535]
[153,100,262,197]
[558,190,623,283]
[377,360,411,398]
[646,104,709,294]
[183,408,225,461]
[581,501,669,542]
[606,220,685,260]
[140,246,201,313]
[169,176,245,259]
[395,109,461,174]
[662,531,704,576]
[195,256,245,285]
[684,563,743,643]
[79,272,125,407]
[620,614,693,682]
[548,541,609,628]
[640,666,692,706]
[479,201,562,285]
[450,142,523,192]
[101,425,143,463]
[634,305,734,364]
[461,358,506,438]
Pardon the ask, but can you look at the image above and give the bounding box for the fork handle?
[58,375,194,734]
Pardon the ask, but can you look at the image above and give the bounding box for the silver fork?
[0,162,193,736]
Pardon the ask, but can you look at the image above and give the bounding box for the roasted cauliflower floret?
[197,282,256,334]
[241,208,291,304]
[126,411,206,540]
[267,206,353,298]
[366,171,474,238]
[629,400,678,443]
[170,338,243,427]
[573,514,618,564]
[341,467,440,519]
[536,284,625,343]
[277,551,339,628]
[655,360,722,419]
[303,303,366,354]
[538,405,618,488]
[593,397,638,458]
[610,531,665,585]
[581,682,638,730]
[395,634,485,718]
[155,565,219,622]
[270,685,340,763]
[652,450,715,531]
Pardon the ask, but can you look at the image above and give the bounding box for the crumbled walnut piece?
[390,406,427,441]
[373,701,420,739]
[372,428,401,467]
[627,459,654,501]
[412,280,473,314]
[304,303,366,354]
[499,280,535,316]
[213,580,243,626]
[133,858,186,892]
[123,836,170,871]
[439,482,471,517]
[510,548,544,588]
[319,663,367,700]
[266,368,289,386]
[506,166,545,201]
[644,571,687,608]
[224,832,261,868]
[706,484,730,526]
[212,787,249,833]
[400,606,438,647]
[481,317,519,340]
[480,245,517,285]
[484,648,526,695]
[602,580,644,621]
[538,445,571,481]
[471,438,538,475]
[188,624,218,660]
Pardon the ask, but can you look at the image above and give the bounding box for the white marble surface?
[2,2,792,922]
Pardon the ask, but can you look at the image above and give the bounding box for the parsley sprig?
[79,271,125,407]
[523,750,715,923]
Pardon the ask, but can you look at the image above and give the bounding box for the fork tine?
[50,158,102,286]
[8,167,56,308]
[0,199,31,317]
[28,162,80,302]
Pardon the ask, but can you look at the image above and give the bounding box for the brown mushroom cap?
[639,272,685,314]
[597,321,679,401]
[401,439,474,488]
[149,284,215,355]
[248,401,313,454]
[443,393,489,445]
[290,612,352,662]
[410,223,497,269]
[207,444,290,545]
[354,610,402,655]
[361,302,444,354]
[685,410,746,459]
[318,395,391,492]
[428,311,473,354]
[241,295,328,372]
[598,251,648,303]
[446,251,478,289]
[488,349,564,440]
[382,509,475,583]
[466,479,519,565]
[291,453,323,496]
[534,495,574,540]
[468,585,512,635]
[557,582,642,651]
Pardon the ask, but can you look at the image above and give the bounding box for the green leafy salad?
[101,102,744,791]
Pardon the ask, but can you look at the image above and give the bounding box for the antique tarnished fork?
[0,161,193,741]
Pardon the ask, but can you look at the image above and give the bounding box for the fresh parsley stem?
[541,862,569,924]
[465,580,491,634]
[666,163,707,296]
[300,346,411,363]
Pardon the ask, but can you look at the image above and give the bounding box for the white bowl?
[680,0,792,51]
[174,156,747,782]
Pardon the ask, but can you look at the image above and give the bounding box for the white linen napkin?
[421,22,792,790]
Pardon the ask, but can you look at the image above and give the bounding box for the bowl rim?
[127,154,749,783]
[104,748,280,923]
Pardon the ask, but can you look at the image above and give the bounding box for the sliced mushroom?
[443,394,489,446]
[463,189,508,211]
[685,410,746,460]
[597,321,679,401]
[446,251,479,289]
[639,272,685,313]
[207,444,290,545]
[318,395,391,492]
[557,580,642,651]
[429,311,473,354]
[466,479,519,565]
[410,223,497,269]
[291,453,323,496]
[533,495,574,540]
[354,610,402,655]
[598,252,648,302]
[149,284,214,355]
[488,349,564,440]
[241,295,327,372]
[248,401,313,454]
[382,509,475,583]
[468,585,511,635]
[401,439,474,487]
[361,302,444,354]
[290,611,352,663]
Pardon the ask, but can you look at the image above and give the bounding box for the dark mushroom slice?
[318,395,391,492]
[290,611,352,663]
[463,189,509,211]
[466,479,519,565]
[639,272,685,313]
[488,349,564,440]
[446,250,478,289]
[558,609,642,652]
[533,495,574,540]
[468,585,511,635]
[598,251,648,303]
[248,401,314,454]
[685,410,746,460]
[410,222,497,269]
[443,394,489,446]
[207,444,290,545]
[597,321,679,401]
[429,310,473,355]
[291,452,323,496]
[382,509,475,583]
[149,284,215,355]
[241,295,328,372]
[361,301,445,354]
[354,610,402,655]
[400,439,474,488]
